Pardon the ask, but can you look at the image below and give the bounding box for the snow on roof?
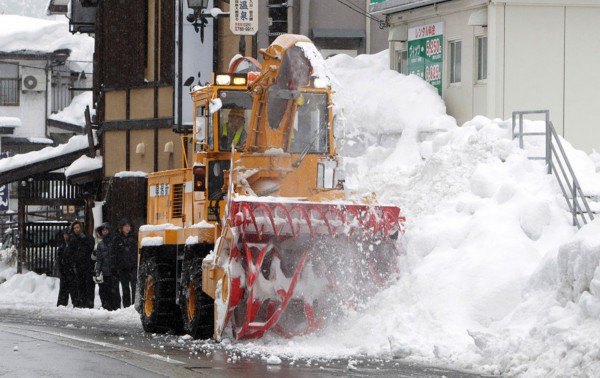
[48,92,93,127]
[0,15,94,72]
[26,137,54,144]
[0,117,21,128]
[0,134,96,173]
[114,171,148,178]
[64,155,102,177]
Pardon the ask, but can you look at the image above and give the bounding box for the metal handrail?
[512,110,594,228]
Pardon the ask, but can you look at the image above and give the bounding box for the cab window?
[216,90,252,152]
[290,92,329,154]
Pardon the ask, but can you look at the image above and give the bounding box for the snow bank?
[0,269,139,324]
[223,51,600,376]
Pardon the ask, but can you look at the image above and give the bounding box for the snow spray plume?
[278,233,401,334]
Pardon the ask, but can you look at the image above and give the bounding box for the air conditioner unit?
[22,74,46,91]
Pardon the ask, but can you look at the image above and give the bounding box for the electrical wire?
[0,60,92,75]
[336,0,388,29]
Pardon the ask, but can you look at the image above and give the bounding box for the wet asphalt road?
[0,310,490,378]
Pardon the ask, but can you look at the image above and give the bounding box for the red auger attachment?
[214,198,405,340]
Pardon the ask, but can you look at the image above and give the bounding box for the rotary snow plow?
[209,199,402,339]
[136,34,404,340]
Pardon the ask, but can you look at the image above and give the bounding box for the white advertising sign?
[230,0,258,35]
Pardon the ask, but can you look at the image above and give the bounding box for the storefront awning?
[370,0,451,15]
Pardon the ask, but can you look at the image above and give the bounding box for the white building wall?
[493,4,565,134]
[1,60,49,140]
[487,3,504,120]
[387,0,488,126]
[564,6,600,153]
[491,1,600,152]
[387,0,600,152]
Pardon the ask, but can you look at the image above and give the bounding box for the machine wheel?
[138,253,181,333]
[180,258,215,339]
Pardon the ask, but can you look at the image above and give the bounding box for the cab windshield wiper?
[292,128,321,168]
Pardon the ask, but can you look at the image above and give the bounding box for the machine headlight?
[232,76,247,86]
[215,74,231,86]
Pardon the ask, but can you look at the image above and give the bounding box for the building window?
[0,62,19,106]
[477,36,488,81]
[449,40,462,84]
[396,50,408,75]
[268,0,288,44]
[51,68,75,114]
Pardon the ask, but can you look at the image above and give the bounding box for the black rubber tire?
[180,251,215,339]
[138,253,181,334]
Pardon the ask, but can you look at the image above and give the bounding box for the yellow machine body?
[136,35,403,340]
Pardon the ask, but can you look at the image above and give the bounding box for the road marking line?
[0,324,185,365]
[42,330,186,365]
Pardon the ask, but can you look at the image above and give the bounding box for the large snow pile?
[2,50,600,376]
[224,51,600,376]
[0,257,139,325]
[327,50,455,160]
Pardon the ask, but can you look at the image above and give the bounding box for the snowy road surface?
[0,311,487,377]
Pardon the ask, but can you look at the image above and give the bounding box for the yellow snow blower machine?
[136,34,405,340]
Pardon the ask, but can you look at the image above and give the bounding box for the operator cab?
[216,90,252,152]
[191,74,254,222]
[193,76,253,154]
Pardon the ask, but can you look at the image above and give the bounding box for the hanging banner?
[408,22,443,96]
[230,0,258,35]
[0,153,8,211]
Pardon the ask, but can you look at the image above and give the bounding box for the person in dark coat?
[71,220,95,308]
[94,223,121,311]
[56,228,78,307]
[114,218,138,308]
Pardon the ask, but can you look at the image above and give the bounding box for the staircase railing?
[512,110,594,228]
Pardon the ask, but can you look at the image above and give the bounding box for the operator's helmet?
[229,107,245,119]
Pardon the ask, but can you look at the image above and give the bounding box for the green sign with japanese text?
[408,22,443,96]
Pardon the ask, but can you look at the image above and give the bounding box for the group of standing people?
[56,218,138,311]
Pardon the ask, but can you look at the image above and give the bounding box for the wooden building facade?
[92,0,184,227]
